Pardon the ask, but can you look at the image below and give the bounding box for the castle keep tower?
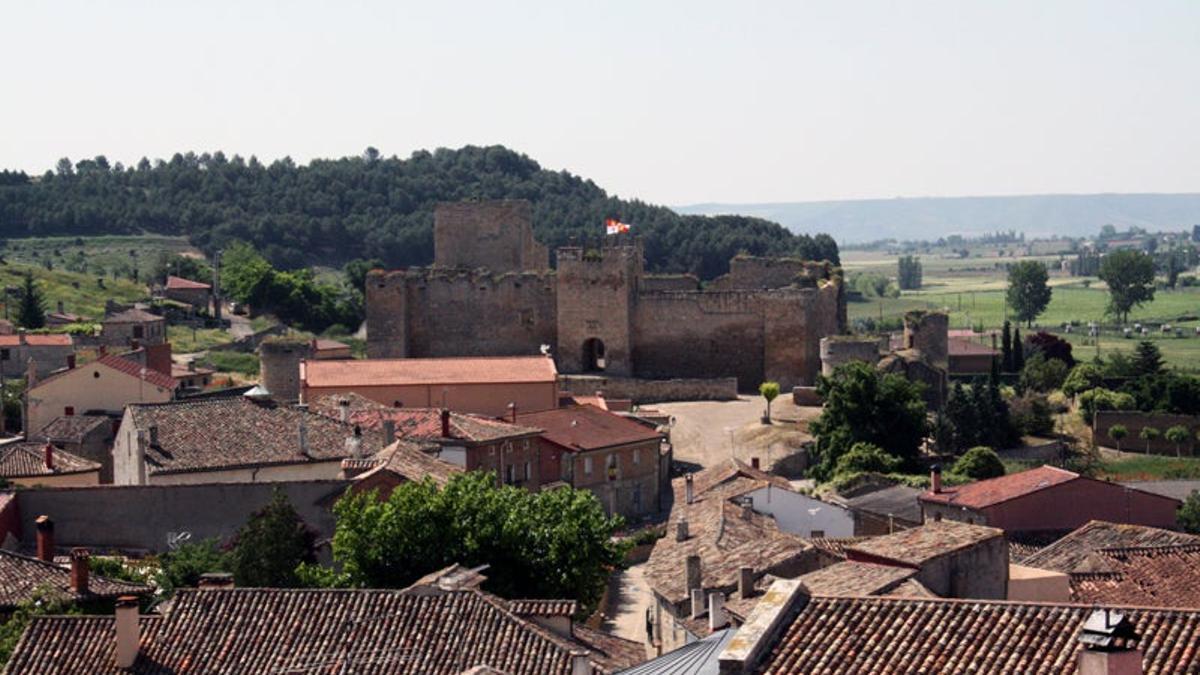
[434,200,548,272]
[555,238,642,377]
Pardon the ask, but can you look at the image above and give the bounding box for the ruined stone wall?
[820,335,887,376]
[433,200,548,272]
[903,311,949,371]
[708,256,826,291]
[641,275,700,292]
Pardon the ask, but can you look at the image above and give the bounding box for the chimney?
[440,408,451,438]
[685,554,702,594]
[931,464,943,494]
[66,353,76,369]
[115,595,140,668]
[43,443,54,471]
[571,652,592,675]
[1077,609,1143,675]
[69,548,90,594]
[675,519,689,542]
[381,419,396,446]
[691,588,706,619]
[345,425,364,459]
[685,473,694,504]
[508,402,517,423]
[198,572,235,589]
[739,566,755,600]
[338,398,350,424]
[18,328,26,345]
[35,515,54,562]
[99,345,108,357]
[298,417,309,456]
[148,424,158,446]
[708,592,728,631]
[751,457,760,470]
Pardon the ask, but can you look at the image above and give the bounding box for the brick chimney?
[381,419,396,446]
[440,409,451,438]
[115,595,140,668]
[18,328,26,345]
[508,402,517,423]
[1078,609,1143,675]
[691,588,706,619]
[148,424,158,446]
[930,464,943,494]
[69,548,90,594]
[685,554,702,596]
[43,443,54,471]
[685,473,694,504]
[338,398,350,424]
[345,425,364,459]
[739,566,755,600]
[570,652,592,675]
[35,515,54,561]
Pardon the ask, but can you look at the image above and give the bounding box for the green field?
[0,263,147,321]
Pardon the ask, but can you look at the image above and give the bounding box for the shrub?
[1019,353,1070,393]
[1078,388,1136,425]
[1009,393,1054,437]
[1181,491,1200,534]
[833,442,903,476]
[952,446,1006,480]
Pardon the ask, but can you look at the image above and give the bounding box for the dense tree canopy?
[1098,249,1156,323]
[1006,260,1051,327]
[0,146,838,279]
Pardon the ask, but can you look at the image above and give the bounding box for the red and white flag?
[605,218,631,235]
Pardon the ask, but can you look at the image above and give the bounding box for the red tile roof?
[303,355,558,387]
[757,594,1200,674]
[310,393,540,443]
[948,335,999,356]
[165,275,210,290]
[845,519,1004,566]
[0,549,149,609]
[517,404,663,452]
[0,441,100,478]
[920,465,1080,509]
[1070,544,1200,607]
[95,354,178,390]
[352,439,464,487]
[102,308,164,324]
[5,587,635,674]
[0,333,72,347]
[1022,520,1200,573]
[795,561,920,597]
[37,415,110,444]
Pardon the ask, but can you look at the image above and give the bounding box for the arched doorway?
[582,338,606,372]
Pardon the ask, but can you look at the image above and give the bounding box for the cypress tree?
[1001,321,1013,372]
[16,272,46,329]
[1012,327,1025,372]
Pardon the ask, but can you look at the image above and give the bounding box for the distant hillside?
[0,146,836,280]
[679,193,1200,243]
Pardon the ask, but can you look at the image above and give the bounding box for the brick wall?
[1094,411,1200,455]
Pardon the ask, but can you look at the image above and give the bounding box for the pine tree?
[1133,340,1164,375]
[1001,321,1013,372]
[16,272,46,329]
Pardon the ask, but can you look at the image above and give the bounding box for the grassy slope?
[0,263,147,320]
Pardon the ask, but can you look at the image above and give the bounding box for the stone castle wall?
[708,256,825,291]
[632,290,767,388]
[434,200,548,272]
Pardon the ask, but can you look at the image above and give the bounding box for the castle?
[366,200,846,390]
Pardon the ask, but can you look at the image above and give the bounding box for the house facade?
[0,332,73,379]
[100,308,167,348]
[25,355,175,443]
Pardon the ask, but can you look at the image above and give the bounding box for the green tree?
[1165,425,1190,458]
[1078,388,1136,425]
[15,272,46,329]
[1019,352,1069,393]
[952,446,1006,480]
[832,442,902,476]
[897,255,923,290]
[1012,327,1025,372]
[1001,321,1013,372]
[0,587,81,667]
[1098,249,1156,323]
[1006,260,1052,327]
[1133,340,1164,375]
[759,381,780,422]
[1139,426,1160,454]
[227,489,316,587]
[1180,490,1200,534]
[317,472,624,612]
[1063,362,1104,397]
[1108,424,1128,452]
[343,258,385,294]
[152,252,212,285]
[155,539,229,596]
[808,362,929,480]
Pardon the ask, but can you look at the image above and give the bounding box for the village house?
[45,301,83,327]
[99,308,166,348]
[3,565,643,674]
[111,394,379,485]
[341,438,465,498]
[518,404,668,518]
[24,354,176,455]
[826,476,923,535]
[0,331,73,379]
[170,360,215,392]
[920,465,1182,535]
[296,354,560,417]
[34,414,115,480]
[162,275,211,309]
[0,440,100,487]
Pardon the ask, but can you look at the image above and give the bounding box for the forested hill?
[0,146,837,280]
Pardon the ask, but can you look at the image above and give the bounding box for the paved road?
[653,396,818,471]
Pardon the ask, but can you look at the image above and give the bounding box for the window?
[506,464,515,484]
[132,325,144,339]
[607,454,618,481]
[524,462,531,481]
[584,457,593,475]
[523,439,530,450]
[0,349,9,361]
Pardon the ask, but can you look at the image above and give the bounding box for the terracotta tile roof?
[0,441,100,478]
[0,333,72,346]
[311,393,541,443]
[5,587,630,674]
[920,464,1081,508]
[646,460,816,606]
[36,414,110,444]
[845,519,1004,566]
[1021,520,1200,573]
[1009,540,1046,563]
[948,336,999,356]
[796,561,919,596]
[0,549,149,609]
[128,397,374,475]
[757,594,1200,675]
[303,355,558,387]
[1069,544,1200,607]
[103,308,163,324]
[507,599,579,616]
[571,625,648,673]
[519,405,664,452]
[33,354,179,392]
[353,439,464,487]
[164,275,210,290]
[879,577,938,597]
[806,536,872,559]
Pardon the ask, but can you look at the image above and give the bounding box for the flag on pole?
[605,218,631,235]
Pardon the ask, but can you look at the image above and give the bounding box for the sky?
[2,1,1198,205]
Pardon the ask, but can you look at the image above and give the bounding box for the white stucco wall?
[746,486,854,538]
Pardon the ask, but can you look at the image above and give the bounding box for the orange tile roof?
[516,404,662,452]
[0,333,72,347]
[920,465,1079,509]
[30,354,177,392]
[846,519,1004,566]
[0,441,100,478]
[1070,544,1200,607]
[303,355,558,387]
[165,275,211,290]
[1023,520,1200,573]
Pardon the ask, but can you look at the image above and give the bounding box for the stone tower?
[555,238,643,377]
[902,310,949,371]
[433,200,548,272]
[258,337,312,403]
[365,270,408,359]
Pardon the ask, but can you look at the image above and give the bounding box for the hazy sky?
[3,1,1198,205]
